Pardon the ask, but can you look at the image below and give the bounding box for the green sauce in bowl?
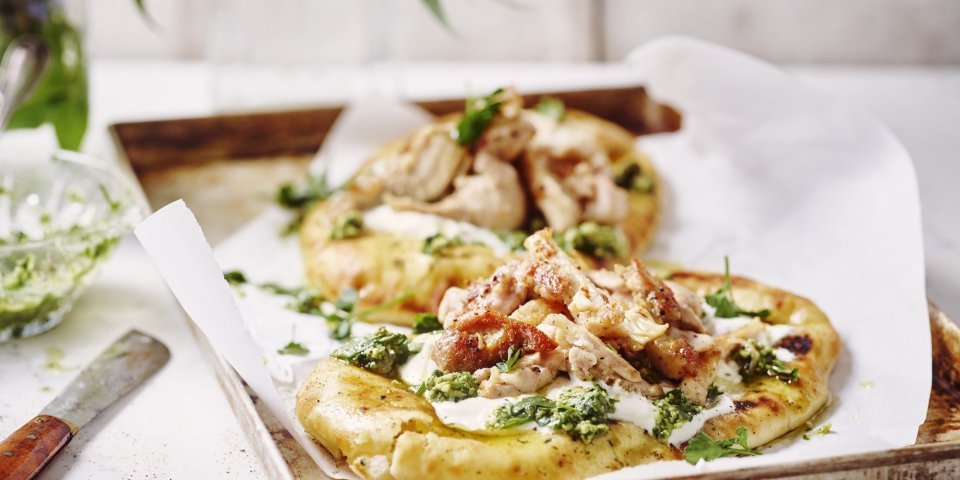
[0,151,145,341]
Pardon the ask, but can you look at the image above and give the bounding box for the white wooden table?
[0,60,957,479]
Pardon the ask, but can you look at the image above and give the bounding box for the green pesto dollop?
[557,222,628,259]
[613,160,655,194]
[415,370,478,402]
[488,383,617,443]
[653,388,703,442]
[330,327,411,375]
[734,339,799,383]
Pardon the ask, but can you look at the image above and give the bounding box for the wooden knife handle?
[0,415,74,480]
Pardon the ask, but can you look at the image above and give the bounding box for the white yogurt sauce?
[667,395,737,446]
[431,395,528,431]
[398,332,441,385]
[363,205,510,255]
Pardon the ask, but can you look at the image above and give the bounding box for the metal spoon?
[0,36,50,132]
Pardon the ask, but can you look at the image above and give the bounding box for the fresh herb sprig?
[495,345,522,373]
[455,88,505,147]
[684,427,761,464]
[705,256,771,318]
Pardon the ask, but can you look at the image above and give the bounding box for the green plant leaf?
[422,0,454,34]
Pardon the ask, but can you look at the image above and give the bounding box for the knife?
[0,330,170,480]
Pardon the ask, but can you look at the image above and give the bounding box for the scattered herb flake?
[277,341,310,356]
[803,422,834,440]
[223,270,248,286]
[330,210,363,240]
[422,232,465,255]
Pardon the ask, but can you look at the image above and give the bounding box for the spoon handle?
[0,37,50,132]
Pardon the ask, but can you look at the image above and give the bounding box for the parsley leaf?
[705,256,771,318]
[495,345,522,372]
[455,88,504,147]
[684,427,761,464]
[277,341,310,356]
[535,96,565,122]
[412,313,443,334]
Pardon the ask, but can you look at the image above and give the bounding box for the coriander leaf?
[335,288,359,312]
[223,270,248,285]
[275,172,337,235]
[705,256,771,318]
[535,96,565,122]
[277,341,310,356]
[495,345,522,372]
[455,88,504,147]
[412,313,443,334]
[684,427,761,464]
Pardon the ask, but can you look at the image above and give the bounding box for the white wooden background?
[85,0,960,64]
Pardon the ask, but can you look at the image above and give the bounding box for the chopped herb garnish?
[734,339,799,383]
[223,270,248,286]
[488,384,616,443]
[653,389,703,442]
[803,422,833,440]
[613,161,655,194]
[684,427,761,464]
[455,88,504,147]
[495,345,522,373]
[412,313,443,334]
[705,256,771,318]
[422,232,465,255]
[535,96,565,122]
[556,222,627,259]
[331,327,412,375]
[277,341,310,356]
[414,370,478,402]
[275,171,337,235]
[330,210,363,240]
[3,256,36,290]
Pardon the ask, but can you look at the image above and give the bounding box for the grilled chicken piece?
[474,351,565,398]
[645,328,719,405]
[538,314,662,397]
[432,310,558,374]
[508,299,568,327]
[621,260,706,333]
[522,116,629,232]
[437,262,534,327]
[523,230,668,351]
[665,280,704,321]
[387,150,527,230]
[382,124,467,202]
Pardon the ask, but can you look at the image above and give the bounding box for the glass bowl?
[0,151,147,341]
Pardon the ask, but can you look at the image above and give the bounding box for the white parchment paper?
[135,37,930,479]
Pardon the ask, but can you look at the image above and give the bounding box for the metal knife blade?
[40,330,170,430]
